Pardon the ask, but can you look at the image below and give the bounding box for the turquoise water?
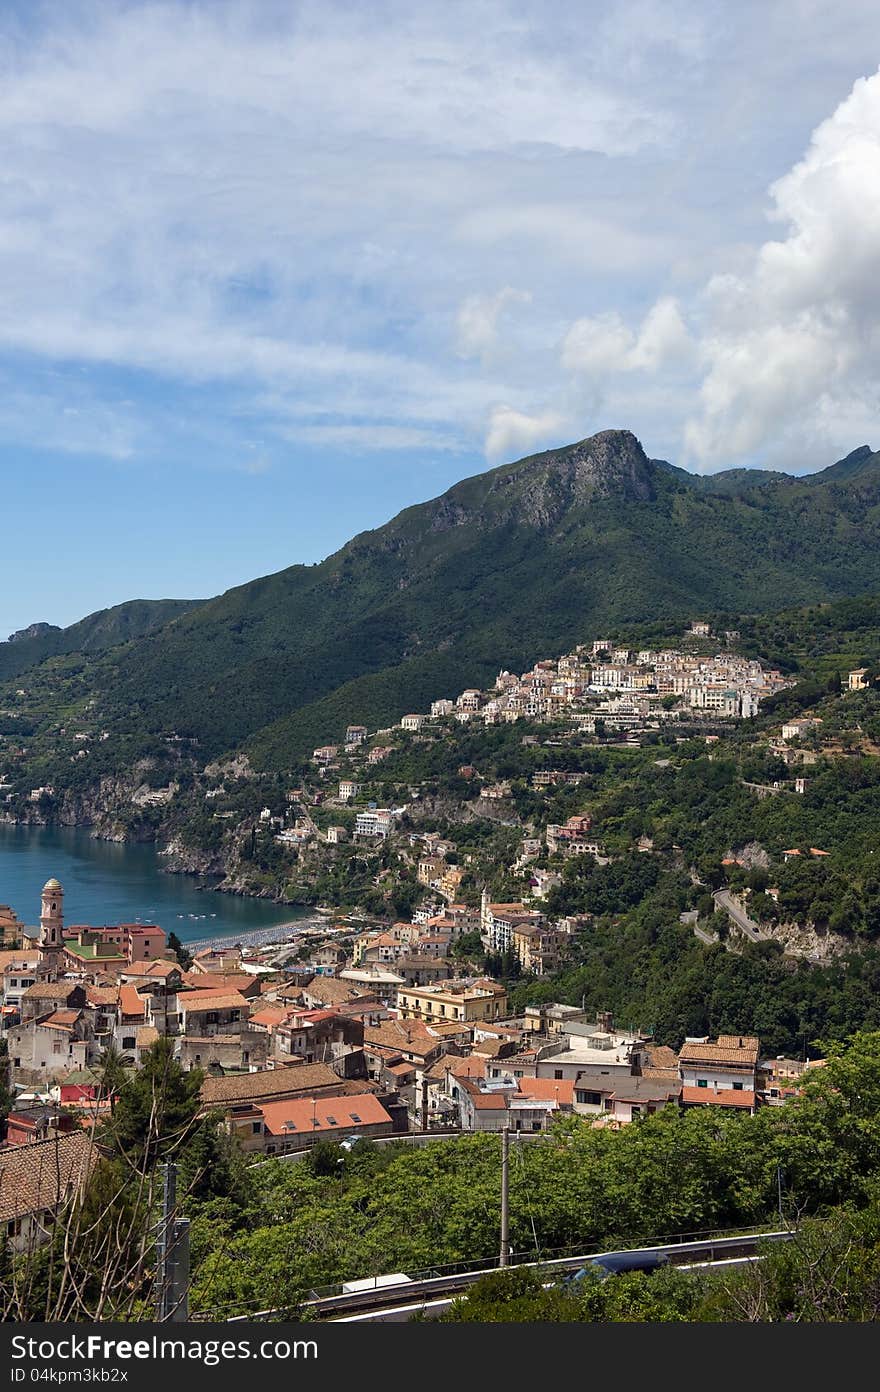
[0,823,309,944]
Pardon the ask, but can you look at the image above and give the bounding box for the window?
[554,1070,563,1080]
[122,1036,135,1050]
[251,1121,261,1134]
[349,1113,361,1123]
[732,1082,743,1090]
[577,1090,602,1107]
[697,1079,708,1088]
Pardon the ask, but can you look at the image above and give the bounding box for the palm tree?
[97,1044,131,1114]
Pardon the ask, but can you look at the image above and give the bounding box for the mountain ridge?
[6,428,880,773]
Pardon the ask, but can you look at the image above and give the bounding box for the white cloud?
[684,66,880,467]
[485,405,568,463]
[455,288,532,363]
[562,296,691,378]
[0,3,877,481]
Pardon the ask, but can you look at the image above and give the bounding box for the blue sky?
[2,0,880,634]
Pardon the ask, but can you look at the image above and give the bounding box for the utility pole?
[777,1164,784,1224]
[156,1162,190,1322]
[499,1124,510,1268]
[420,1076,429,1132]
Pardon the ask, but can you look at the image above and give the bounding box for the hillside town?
[318,625,791,756]
[0,870,823,1251]
[250,625,789,855]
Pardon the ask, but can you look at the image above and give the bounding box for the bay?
[0,823,313,946]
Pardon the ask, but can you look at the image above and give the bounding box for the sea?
[0,823,316,947]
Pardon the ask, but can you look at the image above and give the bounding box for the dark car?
[564,1250,670,1284]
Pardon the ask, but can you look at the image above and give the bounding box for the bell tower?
[39,877,64,961]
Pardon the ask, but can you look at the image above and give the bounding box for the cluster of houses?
[381,632,789,740]
[0,872,824,1252]
[302,629,790,794]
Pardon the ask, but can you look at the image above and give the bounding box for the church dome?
[43,877,63,892]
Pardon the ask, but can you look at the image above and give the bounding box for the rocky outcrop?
[765,919,853,963]
[6,622,61,643]
[158,836,225,877]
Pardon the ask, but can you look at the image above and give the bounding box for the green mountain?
[0,598,200,682]
[8,428,880,772]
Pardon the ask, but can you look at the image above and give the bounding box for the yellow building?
[397,978,508,1025]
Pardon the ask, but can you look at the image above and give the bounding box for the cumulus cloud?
[0,2,877,482]
[684,67,880,467]
[455,288,532,362]
[485,405,568,463]
[562,296,691,379]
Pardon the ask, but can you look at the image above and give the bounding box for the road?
[680,907,718,947]
[713,889,765,943]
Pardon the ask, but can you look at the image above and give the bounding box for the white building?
[355,809,395,838]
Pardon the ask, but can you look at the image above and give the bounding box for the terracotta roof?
[0,949,40,972]
[259,1092,391,1137]
[641,1067,681,1083]
[301,977,368,1006]
[136,1026,159,1048]
[516,1077,575,1105]
[364,1019,441,1054]
[200,1062,344,1107]
[643,1045,679,1071]
[178,991,249,1013]
[37,1009,81,1031]
[0,1131,97,1224]
[460,1080,507,1110]
[118,985,146,1019]
[274,981,306,1001]
[681,1086,756,1108]
[424,1055,487,1082]
[471,1038,515,1059]
[22,983,81,1001]
[124,960,181,979]
[249,1007,291,1031]
[387,1061,416,1078]
[86,986,119,1007]
[180,971,259,995]
[679,1037,759,1066]
[294,1008,339,1026]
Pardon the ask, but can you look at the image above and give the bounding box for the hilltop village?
[151,624,795,907]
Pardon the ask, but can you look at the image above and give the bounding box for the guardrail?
[220,1227,795,1322]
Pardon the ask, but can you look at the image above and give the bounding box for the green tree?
[166,931,192,969]
[100,1039,204,1171]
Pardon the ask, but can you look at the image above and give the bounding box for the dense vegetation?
[7,1030,880,1322]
